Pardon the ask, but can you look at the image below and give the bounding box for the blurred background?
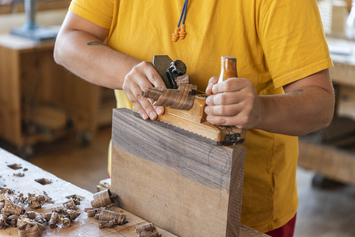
[0,0,355,236]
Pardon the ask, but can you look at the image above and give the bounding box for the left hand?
[204,76,264,129]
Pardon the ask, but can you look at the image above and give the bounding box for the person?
[53,0,335,236]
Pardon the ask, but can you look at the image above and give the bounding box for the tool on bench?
[134,55,246,146]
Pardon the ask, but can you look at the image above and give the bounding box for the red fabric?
[265,214,297,237]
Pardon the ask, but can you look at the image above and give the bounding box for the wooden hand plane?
[135,55,246,146]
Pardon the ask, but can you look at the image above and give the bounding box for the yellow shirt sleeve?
[69,0,114,29]
[259,0,333,89]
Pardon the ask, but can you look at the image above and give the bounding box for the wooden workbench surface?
[0,148,268,237]
[0,148,176,237]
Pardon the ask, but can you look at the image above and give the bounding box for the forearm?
[54,30,140,90]
[256,86,334,136]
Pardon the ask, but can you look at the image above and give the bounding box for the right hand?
[123,61,166,120]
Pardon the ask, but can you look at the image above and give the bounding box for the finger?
[147,98,164,115]
[205,76,219,94]
[212,78,252,94]
[206,115,245,127]
[204,104,243,117]
[143,62,167,89]
[153,105,165,115]
[125,91,149,120]
[206,92,244,106]
[131,84,158,120]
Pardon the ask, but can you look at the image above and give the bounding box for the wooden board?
[337,85,355,121]
[0,148,177,236]
[298,139,355,185]
[111,108,246,237]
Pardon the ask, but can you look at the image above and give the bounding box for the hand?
[123,61,166,120]
[204,77,264,129]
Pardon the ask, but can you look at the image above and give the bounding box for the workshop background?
[0,0,355,236]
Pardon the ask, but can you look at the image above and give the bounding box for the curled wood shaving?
[26,193,53,209]
[25,211,45,224]
[7,214,19,227]
[49,212,58,228]
[18,217,44,237]
[136,223,162,237]
[0,213,7,229]
[2,198,25,215]
[63,199,77,210]
[98,219,116,229]
[95,209,126,225]
[142,83,197,110]
[90,189,115,208]
[65,194,83,205]
[45,206,81,228]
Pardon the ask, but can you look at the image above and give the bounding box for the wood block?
[298,139,355,185]
[111,108,246,237]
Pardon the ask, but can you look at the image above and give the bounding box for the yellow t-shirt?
[69,0,333,232]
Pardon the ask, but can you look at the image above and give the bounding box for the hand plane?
[135,55,246,146]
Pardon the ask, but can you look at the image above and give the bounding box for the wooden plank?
[0,44,23,146]
[0,148,177,236]
[337,85,355,121]
[298,139,355,185]
[111,108,246,237]
[98,178,270,237]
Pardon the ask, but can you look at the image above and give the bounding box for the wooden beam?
[111,108,246,237]
[298,139,355,185]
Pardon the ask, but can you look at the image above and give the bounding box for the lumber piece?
[111,108,246,237]
[298,139,355,185]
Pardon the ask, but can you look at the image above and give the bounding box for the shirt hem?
[249,209,298,233]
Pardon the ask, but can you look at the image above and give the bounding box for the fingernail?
[156,107,163,115]
[142,113,148,120]
[150,112,157,120]
[206,97,211,105]
[205,107,210,114]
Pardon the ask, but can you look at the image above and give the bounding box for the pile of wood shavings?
[0,188,81,237]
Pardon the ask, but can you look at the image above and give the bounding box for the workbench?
[0,33,116,155]
[298,37,355,185]
[0,148,268,236]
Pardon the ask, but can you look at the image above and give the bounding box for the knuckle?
[219,106,227,115]
[245,92,256,101]
[132,89,143,100]
[131,66,140,75]
[225,80,233,88]
[219,94,228,104]
[240,116,249,126]
[136,93,144,101]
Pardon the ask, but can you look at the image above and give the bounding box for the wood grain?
[0,148,177,237]
[298,139,355,185]
[111,108,246,237]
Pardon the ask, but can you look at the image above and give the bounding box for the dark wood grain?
[111,108,246,237]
